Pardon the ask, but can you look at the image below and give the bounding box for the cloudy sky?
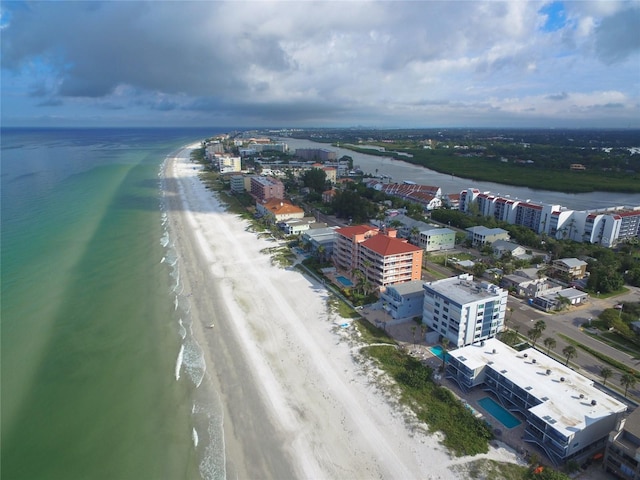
[1,1,639,128]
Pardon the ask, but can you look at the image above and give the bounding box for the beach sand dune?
[163,148,522,479]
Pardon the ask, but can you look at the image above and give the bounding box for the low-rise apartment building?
[422,274,507,347]
[418,227,456,252]
[379,279,425,320]
[447,338,627,467]
[255,199,304,224]
[466,226,510,247]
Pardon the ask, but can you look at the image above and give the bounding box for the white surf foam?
[175,344,184,381]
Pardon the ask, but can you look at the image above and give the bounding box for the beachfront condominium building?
[604,406,640,480]
[255,199,304,224]
[422,274,507,347]
[216,155,242,173]
[250,176,285,201]
[379,279,425,320]
[333,225,423,289]
[446,338,628,467]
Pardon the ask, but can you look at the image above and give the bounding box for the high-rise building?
[422,274,507,347]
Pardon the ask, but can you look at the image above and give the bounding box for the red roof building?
[333,225,423,289]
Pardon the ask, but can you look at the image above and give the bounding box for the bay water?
[1,128,224,480]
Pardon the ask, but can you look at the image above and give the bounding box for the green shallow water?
[1,128,217,479]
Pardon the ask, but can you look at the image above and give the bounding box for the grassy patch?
[361,344,493,456]
[452,459,529,480]
[354,318,396,344]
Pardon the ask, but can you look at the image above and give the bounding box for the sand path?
[163,146,521,479]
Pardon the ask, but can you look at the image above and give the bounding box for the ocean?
[1,128,225,480]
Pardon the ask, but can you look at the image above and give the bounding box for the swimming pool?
[477,397,521,429]
[336,275,354,287]
[429,345,450,361]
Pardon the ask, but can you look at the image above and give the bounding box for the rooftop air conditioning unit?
[546,369,551,375]
[591,399,597,406]
[560,377,565,382]
[532,358,536,364]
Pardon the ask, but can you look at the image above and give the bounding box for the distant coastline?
[335,143,640,194]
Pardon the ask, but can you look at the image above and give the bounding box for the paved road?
[506,286,640,403]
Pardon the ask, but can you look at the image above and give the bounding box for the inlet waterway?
[282,137,640,211]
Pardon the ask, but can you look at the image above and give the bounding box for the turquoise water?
[477,397,522,429]
[429,345,450,361]
[336,275,354,287]
[1,128,223,479]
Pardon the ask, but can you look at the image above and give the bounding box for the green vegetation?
[558,334,640,381]
[358,336,493,456]
[451,458,571,480]
[294,128,640,194]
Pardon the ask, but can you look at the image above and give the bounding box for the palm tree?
[534,320,547,334]
[528,320,547,349]
[600,366,613,387]
[441,337,450,370]
[528,328,543,349]
[621,373,637,398]
[543,337,556,355]
[562,345,577,366]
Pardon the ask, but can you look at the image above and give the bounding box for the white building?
[422,274,507,347]
[418,227,456,252]
[446,338,627,466]
[217,155,241,173]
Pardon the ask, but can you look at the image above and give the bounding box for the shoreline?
[163,145,522,479]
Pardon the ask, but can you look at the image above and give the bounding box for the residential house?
[279,217,323,236]
[552,258,588,280]
[531,287,589,312]
[492,240,527,259]
[446,338,627,467]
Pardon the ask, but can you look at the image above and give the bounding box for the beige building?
[256,199,304,224]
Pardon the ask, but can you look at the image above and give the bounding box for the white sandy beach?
[163,146,523,480]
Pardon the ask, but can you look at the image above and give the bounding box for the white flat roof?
[451,338,627,437]
[423,275,505,307]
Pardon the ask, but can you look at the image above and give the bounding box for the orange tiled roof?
[362,234,422,256]
[336,225,377,239]
[262,198,304,215]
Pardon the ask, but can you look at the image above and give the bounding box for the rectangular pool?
[477,397,521,429]
[429,345,450,361]
[336,275,354,287]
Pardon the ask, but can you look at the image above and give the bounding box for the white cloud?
[1,1,638,127]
